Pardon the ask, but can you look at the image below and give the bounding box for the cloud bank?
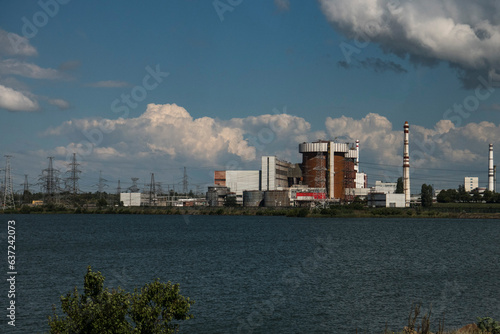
[319,0,500,87]
[38,103,500,190]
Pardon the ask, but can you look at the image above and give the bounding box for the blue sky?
[1,0,499,194]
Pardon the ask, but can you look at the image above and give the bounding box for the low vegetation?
[47,266,194,334]
[372,303,500,334]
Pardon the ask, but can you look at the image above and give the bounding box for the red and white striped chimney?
[403,122,410,207]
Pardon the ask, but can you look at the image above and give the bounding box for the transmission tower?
[156,182,163,195]
[21,174,30,204]
[183,167,188,194]
[116,180,122,195]
[40,157,60,203]
[3,155,15,209]
[97,171,108,198]
[129,178,140,192]
[149,173,156,206]
[66,153,81,197]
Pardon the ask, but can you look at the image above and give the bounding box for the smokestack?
[355,139,360,172]
[488,143,494,191]
[403,121,410,207]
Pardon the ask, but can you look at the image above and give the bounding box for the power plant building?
[464,177,479,192]
[299,140,358,200]
[214,170,261,197]
[261,156,297,191]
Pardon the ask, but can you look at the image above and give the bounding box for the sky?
[1,0,500,195]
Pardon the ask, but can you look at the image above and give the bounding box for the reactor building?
[298,140,361,200]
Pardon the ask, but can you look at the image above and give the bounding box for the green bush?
[47,266,194,334]
[477,317,500,334]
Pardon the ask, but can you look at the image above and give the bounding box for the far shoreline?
[1,204,499,219]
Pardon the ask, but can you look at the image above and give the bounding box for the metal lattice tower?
[22,174,30,204]
[40,157,59,203]
[97,171,108,197]
[156,182,163,195]
[183,167,188,194]
[129,178,140,192]
[66,153,82,197]
[116,180,122,195]
[3,155,15,209]
[149,173,156,206]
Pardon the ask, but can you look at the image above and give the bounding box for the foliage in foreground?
[47,266,194,334]
[378,303,499,334]
[477,317,500,334]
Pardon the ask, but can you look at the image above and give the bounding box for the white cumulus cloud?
[0,59,64,80]
[39,104,500,191]
[0,84,39,111]
[319,0,500,87]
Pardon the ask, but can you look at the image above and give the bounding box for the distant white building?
[356,172,367,188]
[368,193,406,208]
[214,170,261,197]
[120,193,141,206]
[464,177,478,192]
[374,181,397,194]
[261,156,295,191]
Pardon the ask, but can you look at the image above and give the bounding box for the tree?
[421,184,433,207]
[47,266,194,334]
[457,185,470,202]
[471,189,482,203]
[436,189,458,203]
[396,177,404,194]
[97,198,108,208]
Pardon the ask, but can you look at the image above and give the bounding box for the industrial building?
[120,193,141,206]
[373,181,397,194]
[368,193,406,208]
[214,170,261,198]
[464,177,479,192]
[261,156,301,190]
[298,140,359,200]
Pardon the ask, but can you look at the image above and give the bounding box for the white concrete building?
[225,170,261,196]
[374,181,397,194]
[368,193,406,208]
[120,193,141,206]
[261,156,294,191]
[464,177,479,192]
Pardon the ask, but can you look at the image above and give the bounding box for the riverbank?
[2,203,499,219]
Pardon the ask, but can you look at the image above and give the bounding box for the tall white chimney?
[488,143,494,191]
[355,139,360,172]
[403,122,410,207]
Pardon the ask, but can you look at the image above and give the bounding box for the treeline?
[437,186,500,203]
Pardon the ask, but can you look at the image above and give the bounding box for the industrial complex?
[1,122,497,209]
[205,121,496,208]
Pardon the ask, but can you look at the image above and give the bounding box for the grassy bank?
[2,203,499,219]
